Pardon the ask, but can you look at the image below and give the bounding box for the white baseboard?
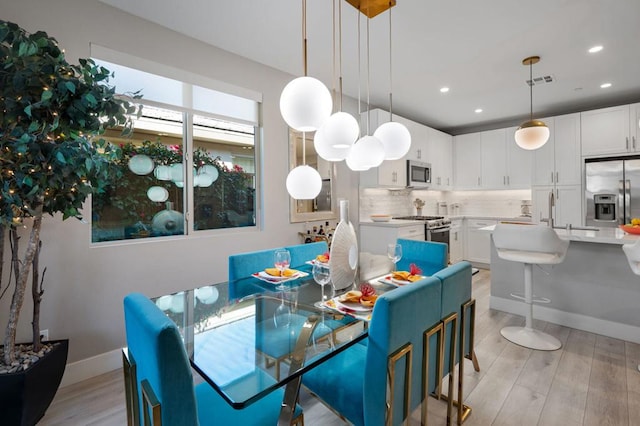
[60,348,122,388]
[490,296,640,345]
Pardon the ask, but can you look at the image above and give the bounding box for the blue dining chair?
[122,292,303,425]
[433,261,477,425]
[285,241,328,269]
[303,275,453,426]
[228,247,285,281]
[396,238,448,277]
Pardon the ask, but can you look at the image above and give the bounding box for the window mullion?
[184,111,194,235]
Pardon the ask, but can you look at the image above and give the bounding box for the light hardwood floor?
[39,270,640,425]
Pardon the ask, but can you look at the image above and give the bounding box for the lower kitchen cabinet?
[449,219,464,263]
[465,218,496,265]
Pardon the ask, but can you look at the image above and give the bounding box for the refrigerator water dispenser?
[594,193,616,222]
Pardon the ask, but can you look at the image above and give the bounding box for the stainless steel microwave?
[407,160,431,187]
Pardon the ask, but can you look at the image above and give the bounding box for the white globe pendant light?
[346,135,384,171]
[515,121,550,150]
[515,56,549,150]
[286,165,322,199]
[314,120,353,161]
[279,0,332,132]
[318,111,359,150]
[280,76,332,132]
[374,121,411,160]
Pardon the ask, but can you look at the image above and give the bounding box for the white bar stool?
[621,239,640,372]
[492,223,569,351]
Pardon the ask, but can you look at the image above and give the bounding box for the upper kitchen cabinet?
[454,132,482,189]
[581,104,639,157]
[480,129,508,188]
[532,113,581,186]
[428,128,453,190]
[504,126,534,188]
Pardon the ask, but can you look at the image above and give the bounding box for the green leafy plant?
[0,20,140,365]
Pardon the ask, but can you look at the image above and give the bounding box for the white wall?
[0,0,359,365]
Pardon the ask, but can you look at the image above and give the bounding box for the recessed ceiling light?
[440,87,449,93]
[600,82,612,89]
[475,108,483,113]
[588,45,603,53]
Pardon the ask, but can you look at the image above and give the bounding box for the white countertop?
[480,224,640,245]
[359,219,424,227]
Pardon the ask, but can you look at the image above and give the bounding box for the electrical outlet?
[41,329,49,341]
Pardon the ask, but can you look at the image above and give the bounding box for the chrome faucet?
[541,190,555,227]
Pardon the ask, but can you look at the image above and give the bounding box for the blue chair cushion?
[285,241,328,268]
[395,239,448,277]
[228,248,285,281]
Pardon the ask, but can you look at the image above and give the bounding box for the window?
[90,60,258,243]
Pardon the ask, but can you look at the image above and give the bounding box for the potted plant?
[0,20,139,425]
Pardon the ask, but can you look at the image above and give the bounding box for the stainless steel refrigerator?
[585,156,640,227]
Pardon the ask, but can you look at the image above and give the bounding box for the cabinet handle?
[438,177,441,185]
[507,176,510,185]
[551,171,554,183]
[447,177,450,186]
[417,149,421,159]
[627,137,630,150]
[454,232,458,241]
[556,188,559,200]
[478,177,481,186]
[503,176,506,185]
[555,171,559,183]
[634,136,637,150]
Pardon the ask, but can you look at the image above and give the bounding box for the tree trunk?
[3,205,43,365]
[31,240,44,352]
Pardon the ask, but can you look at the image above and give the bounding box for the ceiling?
[99,0,640,135]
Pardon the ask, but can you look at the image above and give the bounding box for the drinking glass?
[273,292,291,328]
[312,262,331,309]
[274,249,291,291]
[312,312,335,353]
[387,243,403,271]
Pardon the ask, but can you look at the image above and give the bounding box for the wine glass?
[274,249,291,291]
[312,262,331,309]
[273,292,291,328]
[312,312,335,353]
[387,243,403,272]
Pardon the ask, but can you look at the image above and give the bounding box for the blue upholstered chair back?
[285,241,328,268]
[396,238,448,277]
[228,247,284,281]
[364,276,442,425]
[434,261,473,369]
[124,293,199,425]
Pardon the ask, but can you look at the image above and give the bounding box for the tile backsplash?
[360,188,531,219]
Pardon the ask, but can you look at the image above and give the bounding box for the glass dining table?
[153,263,397,425]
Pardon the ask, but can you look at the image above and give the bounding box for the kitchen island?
[485,224,640,344]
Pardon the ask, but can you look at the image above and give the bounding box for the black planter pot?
[0,339,69,426]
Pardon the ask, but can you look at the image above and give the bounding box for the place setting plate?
[252,270,308,284]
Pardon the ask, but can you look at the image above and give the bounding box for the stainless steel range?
[393,215,451,247]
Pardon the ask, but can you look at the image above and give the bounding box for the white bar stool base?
[501,326,561,351]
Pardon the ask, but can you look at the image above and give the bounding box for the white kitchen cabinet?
[454,133,482,189]
[481,129,507,188]
[465,218,496,265]
[428,128,453,190]
[359,223,424,256]
[533,114,581,186]
[581,104,636,157]
[532,184,582,228]
[449,219,464,264]
[504,126,534,188]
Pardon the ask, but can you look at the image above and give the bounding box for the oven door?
[427,227,450,246]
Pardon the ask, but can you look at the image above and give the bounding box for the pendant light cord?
[529,60,533,120]
[366,15,371,135]
[388,3,393,121]
[338,0,343,111]
[302,0,307,76]
[357,11,362,137]
[302,131,306,165]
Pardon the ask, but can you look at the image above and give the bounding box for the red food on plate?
[360,282,376,297]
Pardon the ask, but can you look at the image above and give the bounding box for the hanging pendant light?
[287,131,322,199]
[514,56,549,150]
[347,5,384,171]
[373,4,411,160]
[280,0,332,132]
[316,0,359,159]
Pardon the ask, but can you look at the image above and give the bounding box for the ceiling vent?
[526,75,554,86]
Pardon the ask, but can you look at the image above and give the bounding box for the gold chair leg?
[141,379,162,425]
[122,348,140,426]
[422,321,446,426]
[387,343,413,426]
[462,299,480,373]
